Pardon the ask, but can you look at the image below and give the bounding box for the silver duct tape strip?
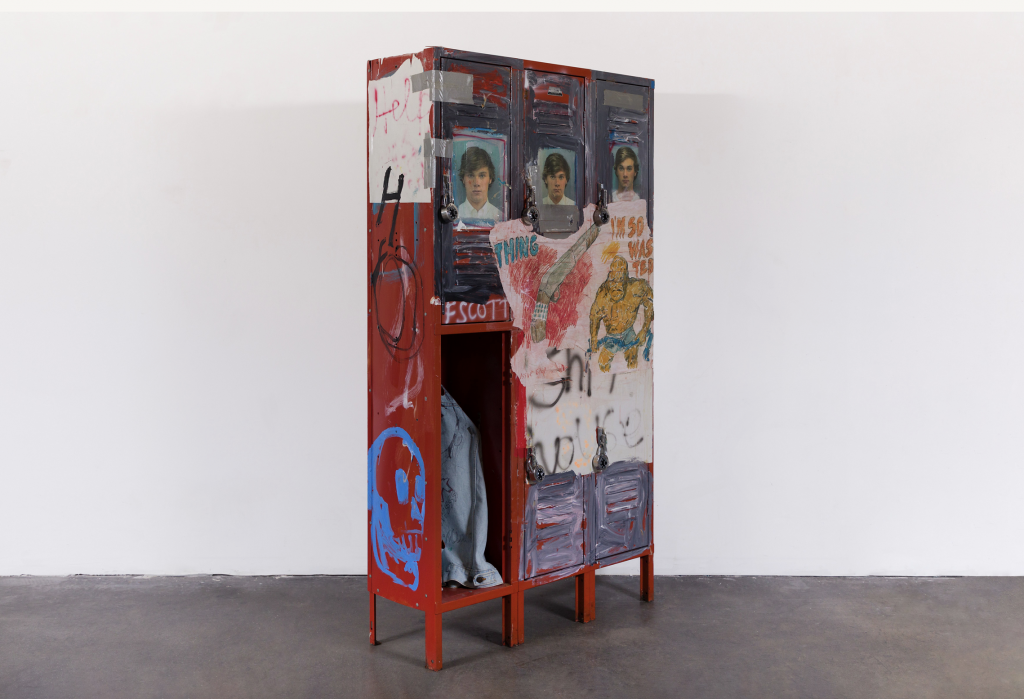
[424,156,435,189]
[526,164,539,188]
[424,136,453,158]
[422,135,453,187]
[411,70,474,105]
[604,89,645,112]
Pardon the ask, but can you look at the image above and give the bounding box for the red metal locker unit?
[367,47,655,671]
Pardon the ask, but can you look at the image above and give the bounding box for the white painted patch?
[368,56,432,204]
[490,200,655,475]
[528,365,653,475]
[490,200,654,383]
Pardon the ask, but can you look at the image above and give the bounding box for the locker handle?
[592,427,610,473]
[525,448,545,485]
[439,192,459,224]
[521,185,540,227]
[594,185,610,227]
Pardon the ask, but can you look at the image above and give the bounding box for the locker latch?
[592,427,609,473]
[439,191,459,224]
[525,447,545,485]
[594,185,610,227]
[521,184,540,227]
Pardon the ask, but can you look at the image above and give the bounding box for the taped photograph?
[453,127,507,227]
[537,148,576,206]
[612,145,640,203]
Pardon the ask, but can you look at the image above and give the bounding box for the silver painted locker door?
[592,459,651,562]
[521,471,585,579]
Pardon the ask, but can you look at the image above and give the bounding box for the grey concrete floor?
[1,575,1022,699]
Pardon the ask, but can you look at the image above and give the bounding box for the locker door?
[522,69,585,238]
[584,80,653,565]
[586,80,651,224]
[591,460,652,562]
[516,61,589,573]
[521,471,585,579]
[438,59,512,316]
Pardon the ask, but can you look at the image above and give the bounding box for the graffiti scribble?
[371,167,425,361]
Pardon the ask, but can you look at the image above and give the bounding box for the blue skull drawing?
[368,427,425,590]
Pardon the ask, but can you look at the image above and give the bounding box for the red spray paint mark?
[448,65,510,109]
[509,246,592,349]
[515,377,528,450]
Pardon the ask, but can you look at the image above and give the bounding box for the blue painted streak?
[594,326,654,362]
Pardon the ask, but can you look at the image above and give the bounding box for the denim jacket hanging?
[440,389,503,588]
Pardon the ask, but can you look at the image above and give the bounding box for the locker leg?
[425,611,443,671]
[369,592,378,646]
[515,590,524,644]
[503,591,524,647]
[575,569,596,623]
[640,553,654,602]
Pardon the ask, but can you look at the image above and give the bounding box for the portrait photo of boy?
[612,145,640,202]
[456,145,502,223]
[539,150,576,206]
[452,129,507,227]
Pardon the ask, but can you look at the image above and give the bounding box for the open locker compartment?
[439,330,512,602]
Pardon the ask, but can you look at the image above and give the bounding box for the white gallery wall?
[2,13,1024,576]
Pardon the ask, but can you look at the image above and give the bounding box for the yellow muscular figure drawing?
[589,256,654,373]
